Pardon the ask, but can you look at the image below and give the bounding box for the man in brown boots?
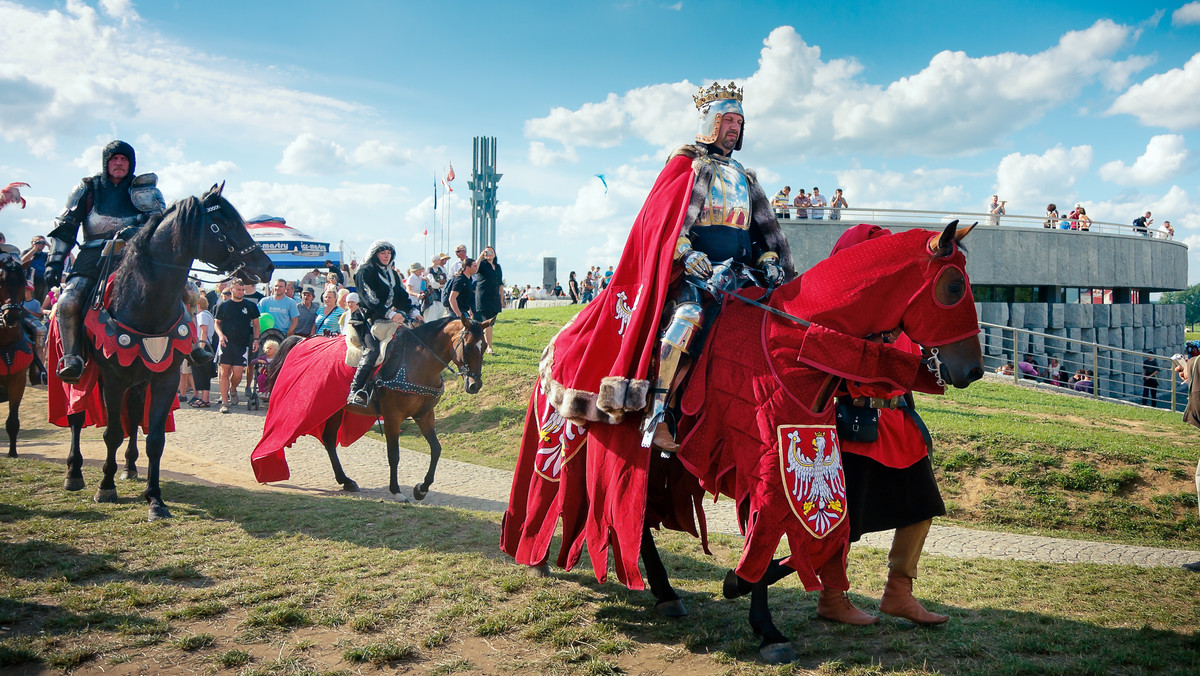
[837,338,949,626]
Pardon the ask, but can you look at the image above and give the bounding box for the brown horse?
[262,315,491,499]
[0,254,33,457]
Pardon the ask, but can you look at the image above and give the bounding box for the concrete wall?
[780,221,1188,291]
[977,301,1187,406]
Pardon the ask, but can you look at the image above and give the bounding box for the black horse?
[61,183,273,520]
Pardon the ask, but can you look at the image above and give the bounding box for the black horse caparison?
[62,183,273,520]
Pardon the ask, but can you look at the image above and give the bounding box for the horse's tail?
[265,335,305,392]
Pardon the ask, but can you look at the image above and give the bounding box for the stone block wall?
[977,302,1187,406]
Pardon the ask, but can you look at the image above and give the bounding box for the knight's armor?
[45,140,167,382]
[642,83,786,453]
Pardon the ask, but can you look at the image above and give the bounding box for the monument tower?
[470,136,501,255]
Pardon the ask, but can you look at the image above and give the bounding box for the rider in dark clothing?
[346,240,421,406]
[45,140,167,382]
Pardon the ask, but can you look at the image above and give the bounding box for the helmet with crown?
[694,81,744,150]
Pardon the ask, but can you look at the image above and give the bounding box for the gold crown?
[693,81,743,108]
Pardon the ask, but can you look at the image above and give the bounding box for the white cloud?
[350,140,413,168]
[97,0,138,22]
[834,168,973,211]
[0,3,371,155]
[230,180,403,241]
[156,160,240,200]
[527,141,579,166]
[277,134,350,176]
[1108,52,1200,129]
[524,22,1149,159]
[994,144,1094,214]
[1098,135,1189,185]
[1173,2,1200,26]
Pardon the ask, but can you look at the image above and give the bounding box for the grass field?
[2,459,1198,675]
[401,306,1200,549]
[3,304,1200,673]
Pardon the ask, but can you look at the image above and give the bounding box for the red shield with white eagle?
[776,424,847,539]
[531,387,587,482]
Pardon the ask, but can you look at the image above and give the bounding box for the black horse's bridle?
[195,195,264,284]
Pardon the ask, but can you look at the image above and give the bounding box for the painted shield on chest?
[776,424,847,539]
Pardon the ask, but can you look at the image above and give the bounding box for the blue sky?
[2,0,1199,286]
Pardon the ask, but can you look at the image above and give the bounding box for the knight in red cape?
[502,82,795,588]
[539,81,794,446]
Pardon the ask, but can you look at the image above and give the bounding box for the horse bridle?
[407,320,484,383]
[196,195,263,284]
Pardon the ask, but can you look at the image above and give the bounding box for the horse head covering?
[779,223,977,347]
[694,81,744,150]
[364,240,396,267]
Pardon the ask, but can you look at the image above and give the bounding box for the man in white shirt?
[810,187,828,220]
[447,243,468,278]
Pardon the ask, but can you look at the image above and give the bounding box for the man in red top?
[833,224,950,625]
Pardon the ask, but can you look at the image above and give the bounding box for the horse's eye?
[934,267,967,307]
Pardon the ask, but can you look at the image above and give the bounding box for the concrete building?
[780,210,1189,403]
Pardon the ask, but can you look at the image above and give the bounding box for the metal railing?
[772,206,1176,240]
[978,321,1186,411]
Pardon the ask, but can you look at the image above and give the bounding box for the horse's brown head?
[451,315,492,394]
[781,220,984,388]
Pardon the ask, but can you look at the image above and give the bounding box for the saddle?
[343,318,403,368]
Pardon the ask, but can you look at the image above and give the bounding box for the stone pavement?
[162,403,1200,570]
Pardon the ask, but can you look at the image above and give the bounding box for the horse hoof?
[526,563,551,578]
[759,642,797,665]
[120,469,138,481]
[94,488,118,504]
[723,569,750,599]
[148,503,173,521]
[390,490,410,504]
[65,476,85,492]
[412,483,428,501]
[7,450,16,458]
[654,599,687,618]
[341,480,361,492]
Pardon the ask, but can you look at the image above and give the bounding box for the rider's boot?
[879,519,948,625]
[55,291,85,383]
[640,301,702,454]
[347,360,373,407]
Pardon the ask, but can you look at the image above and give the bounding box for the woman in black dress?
[568,271,579,304]
[473,246,504,354]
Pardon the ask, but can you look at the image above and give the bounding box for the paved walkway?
[97,402,1199,570]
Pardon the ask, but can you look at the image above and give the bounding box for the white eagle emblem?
[614,289,638,336]
[778,425,847,538]
[533,387,585,481]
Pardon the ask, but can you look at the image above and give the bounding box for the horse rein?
[407,321,483,383]
[694,278,948,386]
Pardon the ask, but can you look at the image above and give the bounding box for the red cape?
[250,336,378,483]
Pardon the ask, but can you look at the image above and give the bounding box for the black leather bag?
[835,401,878,443]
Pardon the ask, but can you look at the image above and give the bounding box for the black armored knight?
[45,140,168,382]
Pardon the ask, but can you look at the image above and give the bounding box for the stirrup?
[347,389,370,407]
